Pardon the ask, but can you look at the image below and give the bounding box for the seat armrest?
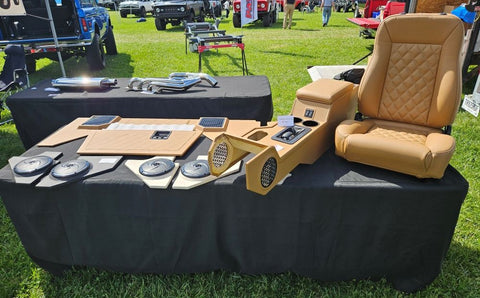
[296,79,354,105]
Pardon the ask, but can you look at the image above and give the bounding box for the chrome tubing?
[147,78,202,93]
[169,72,218,87]
[127,77,169,91]
[51,77,117,88]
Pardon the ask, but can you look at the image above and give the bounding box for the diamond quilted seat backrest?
[358,13,464,129]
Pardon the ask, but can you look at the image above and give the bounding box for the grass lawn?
[1,9,479,297]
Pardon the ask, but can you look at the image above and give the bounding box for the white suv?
[119,0,155,17]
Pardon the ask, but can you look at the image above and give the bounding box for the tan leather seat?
[335,13,464,178]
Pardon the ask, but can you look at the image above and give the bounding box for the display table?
[0,137,468,292]
[6,76,273,149]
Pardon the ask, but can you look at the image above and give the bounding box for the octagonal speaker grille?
[212,142,228,169]
[260,157,277,188]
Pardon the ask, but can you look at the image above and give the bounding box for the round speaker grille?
[51,159,90,179]
[212,142,228,168]
[181,160,210,178]
[260,157,277,188]
[13,156,54,176]
[139,158,175,177]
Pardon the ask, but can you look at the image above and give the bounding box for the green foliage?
[1,10,479,297]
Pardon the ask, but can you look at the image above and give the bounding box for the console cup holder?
[248,130,268,141]
[302,120,318,127]
[294,117,303,123]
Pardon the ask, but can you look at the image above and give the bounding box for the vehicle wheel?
[272,9,277,23]
[140,7,146,17]
[262,14,271,27]
[105,26,117,55]
[187,11,194,22]
[86,33,106,71]
[155,18,166,30]
[336,6,341,12]
[26,57,36,74]
[297,4,304,11]
[120,11,127,18]
[233,14,241,27]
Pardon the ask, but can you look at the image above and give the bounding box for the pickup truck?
[0,0,117,72]
[119,0,155,17]
[232,0,277,27]
[153,0,208,30]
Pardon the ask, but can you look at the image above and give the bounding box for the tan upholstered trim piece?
[296,79,353,104]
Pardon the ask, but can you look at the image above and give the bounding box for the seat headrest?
[378,13,464,45]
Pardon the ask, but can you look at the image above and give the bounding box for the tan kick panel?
[77,129,203,156]
[38,118,92,147]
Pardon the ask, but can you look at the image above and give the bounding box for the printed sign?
[462,94,479,117]
[0,0,26,16]
[241,0,258,27]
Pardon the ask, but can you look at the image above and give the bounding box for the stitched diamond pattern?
[368,125,427,145]
[379,43,441,125]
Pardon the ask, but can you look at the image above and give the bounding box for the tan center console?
[208,78,358,195]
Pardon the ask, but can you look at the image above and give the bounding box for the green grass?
[1,10,479,297]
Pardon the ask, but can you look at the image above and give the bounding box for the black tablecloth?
[0,138,468,292]
[6,76,273,149]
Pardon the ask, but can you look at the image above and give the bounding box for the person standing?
[283,0,296,29]
[320,0,335,27]
[224,0,230,18]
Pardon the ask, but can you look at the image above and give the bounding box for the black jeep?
[153,0,211,30]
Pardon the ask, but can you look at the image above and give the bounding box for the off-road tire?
[120,11,127,17]
[139,7,146,17]
[86,33,106,71]
[187,11,195,22]
[105,26,118,55]
[233,13,241,27]
[262,14,271,27]
[155,18,167,30]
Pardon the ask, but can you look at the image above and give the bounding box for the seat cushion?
[335,119,455,178]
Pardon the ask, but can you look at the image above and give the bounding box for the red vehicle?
[276,0,309,12]
[232,0,278,27]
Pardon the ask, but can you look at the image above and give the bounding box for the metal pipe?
[169,72,218,87]
[44,0,66,77]
[147,78,202,93]
[51,77,117,88]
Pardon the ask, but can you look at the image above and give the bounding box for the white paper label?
[99,158,119,164]
[462,94,479,117]
[277,115,294,127]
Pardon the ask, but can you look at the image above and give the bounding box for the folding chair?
[0,45,29,125]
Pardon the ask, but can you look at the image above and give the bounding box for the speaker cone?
[181,160,210,178]
[51,159,91,179]
[139,158,175,177]
[13,156,54,176]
